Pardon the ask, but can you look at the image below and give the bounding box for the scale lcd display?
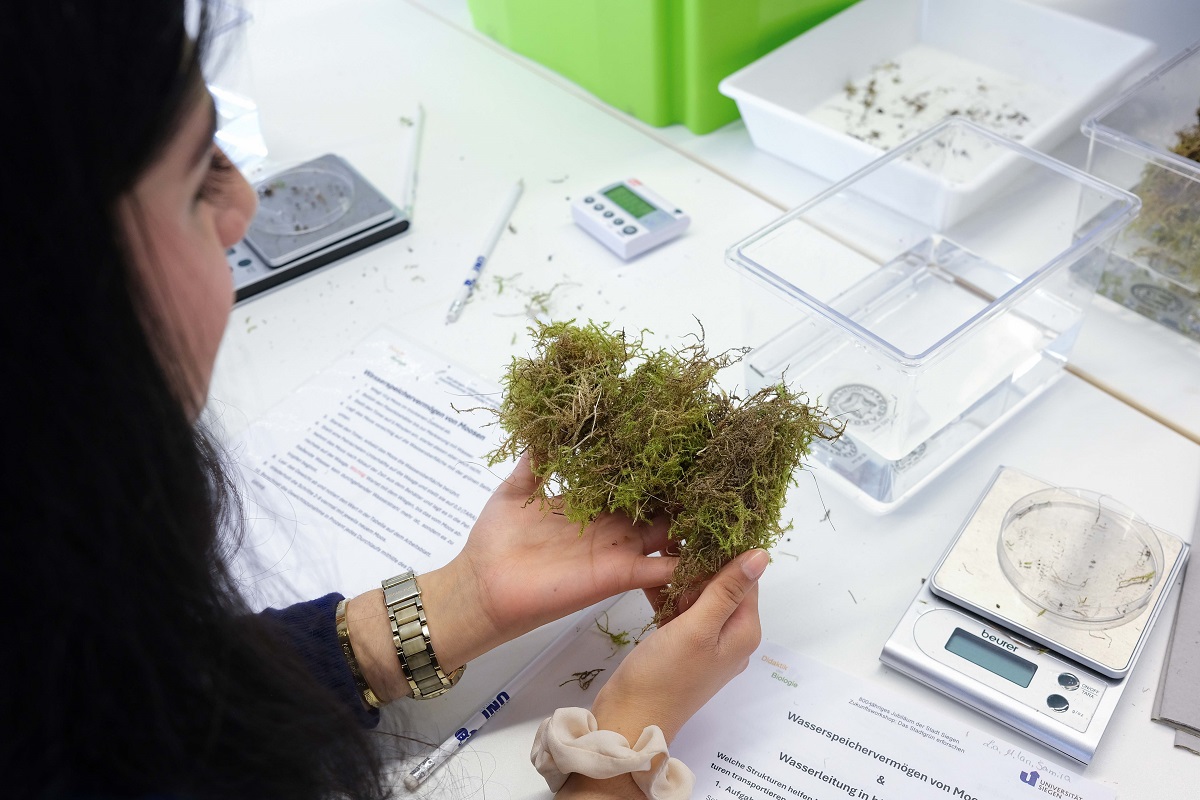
[945,628,1037,688]
[604,184,657,218]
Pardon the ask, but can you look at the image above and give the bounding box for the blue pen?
[445,179,524,324]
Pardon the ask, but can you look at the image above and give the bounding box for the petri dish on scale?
[997,486,1163,627]
[251,165,355,236]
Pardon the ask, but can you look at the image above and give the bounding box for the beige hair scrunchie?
[530,707,695,800]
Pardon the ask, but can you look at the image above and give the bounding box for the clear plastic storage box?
[728,118,1139,511]
[1079,40,1200,342]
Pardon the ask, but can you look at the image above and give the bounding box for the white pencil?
[399,104,424,217]
[404,596,619,789]
[445,179,524,324]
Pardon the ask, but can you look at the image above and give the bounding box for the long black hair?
[2,4,387,797]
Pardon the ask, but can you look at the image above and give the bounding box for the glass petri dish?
[251,166,354,236]
[997,486,1162,627]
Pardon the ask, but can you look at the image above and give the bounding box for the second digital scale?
[882,466,1188,763]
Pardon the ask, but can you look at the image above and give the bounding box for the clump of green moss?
[488,320,840,618]
[1171,108,1200,161]
[1128,104,1200,288]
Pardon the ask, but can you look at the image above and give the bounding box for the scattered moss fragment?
[596,615,632,649]
[595,611,641,657]
[559,669,605,690]
[1117,571,1156,589]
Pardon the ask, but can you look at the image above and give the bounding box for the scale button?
[593,203,604,211]
[1046,694,1070,713]
[1057,673,1080,691]
[584,196,595,204]
[623,225,638,235]
[603,211,614,218]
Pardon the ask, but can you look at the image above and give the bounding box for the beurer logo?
[981,629,1018,652]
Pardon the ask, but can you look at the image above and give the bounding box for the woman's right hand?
[590,551,768,743]
[588,548,766,745]
[556,550,765,798]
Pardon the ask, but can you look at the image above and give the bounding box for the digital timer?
[571,178,690,260]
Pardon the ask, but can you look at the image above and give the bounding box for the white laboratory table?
[210,1,1200,797]
[411,0,1200,445]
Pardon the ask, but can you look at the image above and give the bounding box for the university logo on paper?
[1020,770,1039,787]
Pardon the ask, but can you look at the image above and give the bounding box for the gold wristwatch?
[382,571,465,699]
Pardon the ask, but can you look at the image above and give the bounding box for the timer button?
[603,211,614,218]
[1057,673,1080,691]
[593,203,604,211]
[613,218,624,225]
[584,196,595,204]
[623,225,638,235]
[237,258,253,267]
[1046,694,1070,713]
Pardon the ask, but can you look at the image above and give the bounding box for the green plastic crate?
[466,0,861,134]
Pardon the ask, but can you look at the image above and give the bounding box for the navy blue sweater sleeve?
[258,593,381,728]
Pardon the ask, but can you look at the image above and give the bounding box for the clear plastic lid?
[251,165,355,236]
[1084,39,1200,177]
[725,118,1140,364]
[997,486,1163,627]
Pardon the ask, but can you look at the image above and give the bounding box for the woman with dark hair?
[1,3,765,799]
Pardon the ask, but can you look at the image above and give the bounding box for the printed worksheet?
[229,328,510,610]
[672,642,1114,800]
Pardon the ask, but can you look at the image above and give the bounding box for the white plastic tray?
[719,0,1154,214]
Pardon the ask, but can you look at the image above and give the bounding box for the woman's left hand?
[423,453,677,666]
[346,454,676,704]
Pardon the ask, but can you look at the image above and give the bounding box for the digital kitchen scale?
[229,153,409,301]
[881,466,1188,764]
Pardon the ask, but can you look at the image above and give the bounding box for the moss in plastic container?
[1127,105,1200,289]
[486,320,840,619]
